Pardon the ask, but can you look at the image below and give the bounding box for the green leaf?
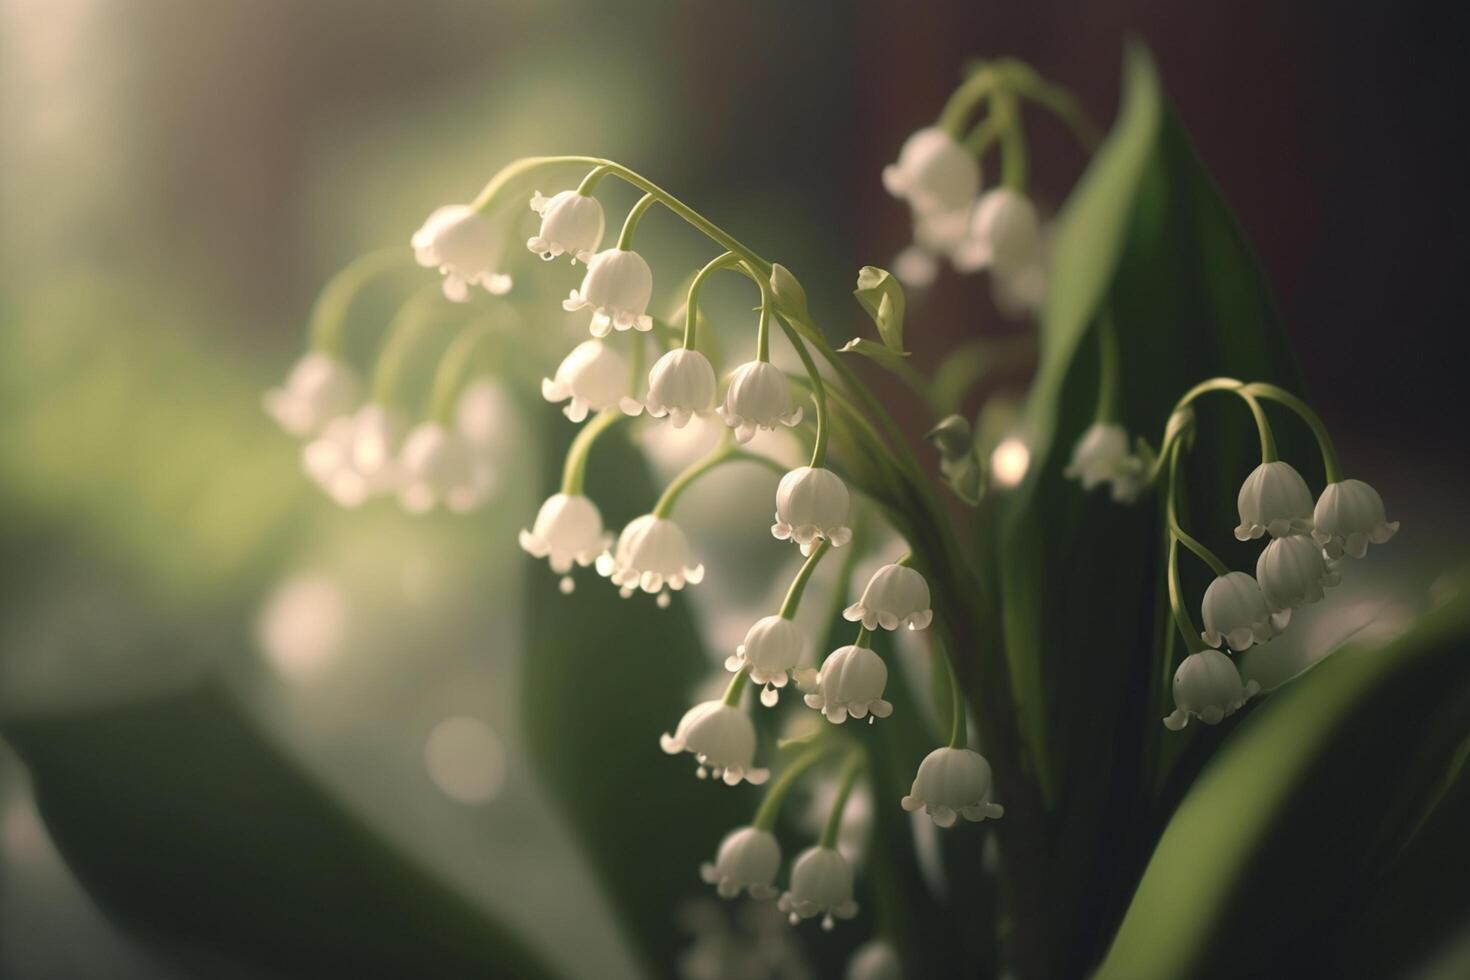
[2,678,560,979]
[838,336,912,368]
[852,266,907,354]
[1097,590,1470,979]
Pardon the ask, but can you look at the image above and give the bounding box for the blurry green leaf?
[1098,591,1470,979]
[769,262,810,324]
[978,42,1306,974]
[925,416,984,505]
[2,680,560,979]
[852,266,907,354]
[838,336,912,368]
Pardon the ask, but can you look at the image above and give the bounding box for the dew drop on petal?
[559,575,575,595]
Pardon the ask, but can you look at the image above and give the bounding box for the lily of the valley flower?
[622,348,716,428]
[519,493,611,593]
[1235,460,1315,540]
[1200,571,1289,651]
[717,360,804,443]
[882,127,980,216]
[563,247,654,337]
[772,467,852,556]
[412,204,512,301]
[1063,422,1148,504]
[1312,479,1399,559]
[778,846,860,931]
[951,188,1043,276]
[726,615,806,707]
[396,423,496,514]
[302,402,406,508]
[455,378,514,454]
[542,339,629,423]
[596,514,704,607]
[900,747,1004,827]
[1256,534,1340,611]
[527,189,604,263]
[1163,649,1260,730]
[263,351,362,437]
[844,564,933,631]
[801,644,892,724]
[660,700,769,785]
[699,826,781,899]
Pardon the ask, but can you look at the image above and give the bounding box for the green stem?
[1095,310,1122,424]
[993,58,1102,150]
[683,251,739,350]
[996,91,1029,192]
[779,539,830,619]
[1238,389,1278,463]
[752,745,834,831]
[722,668,749,707]
[818,752,866,849]
[1241,382,1343,483]
[427,321,495,425]
[755,303,772,363]
[937,66,998,137]
[307,247,409,357]
[776,319,829,467]
[963,112,1004,156]
[854,625,872,649]
[370,284,449,406]
[1166,439,1229,578]
[560,409,623,495]
[1165,376,1279,466]
[1166,536,1207,655]
[616,192,658,250]
[652,443,780,518]
[576,165,612,195]
[943,649,968,748]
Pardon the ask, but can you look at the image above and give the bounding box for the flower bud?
[1256,534,1340,611]
[263,351,362,437]
[900,746,1004,827]
[1163,649,1260,730]
[699,826,781,899]
[1235,460,1314,540]
[541,339,629,423]
[882,127,980,216]
[802,644,892,724]
[412,204,512,301]
[526,189,604,263]
[563,248,654,337]
[778,846,860,931]
[659,700,768,785]
[1312,479,1399,559]
[519,493,610,593]
[1200,571,1289,651]
[843,564,933,632]
[773,467,852,556]
[717,360,804,443]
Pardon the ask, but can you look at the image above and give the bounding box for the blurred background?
[2,1,1464,977]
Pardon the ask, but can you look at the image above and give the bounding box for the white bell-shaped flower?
[519,493,610,593]
[717,360,804,443]
[1163,649,1260,730]
[396,422,495,514]
[622,348,716,428]
[1312,479,1399,559]
[301,402,406,508]
[526,189,604,263]
[893,244,941,289]
[1200,571,1290,651]
[455,378,514,454]
[772,467,852,556]
[900,747,1004,828]
[882,127,980,216]
[778,846,860,931]
[263,351,362,437]
[563,248,654,337]
[1063,422,1147,504]
[726,615,806,708]
[541,339,629,423]
[1234,460,1315,540]
[699,826,781,899]
[990,251,1049,318]
[846,940,902,980]
[412,204,512,301]
[660,700,769,785]
[596,514,704,607]
[844,564,933,631]
[801,644,892,724]
[1256,534,1340,611]
[951,188,1043,276]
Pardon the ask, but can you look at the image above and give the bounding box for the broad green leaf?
[852,266,907,354]
[977,42,1308,975]
[1098,590,1470,979]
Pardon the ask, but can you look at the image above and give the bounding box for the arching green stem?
[1095,309,1122,424]
[722,668,749,707]
[992,57,1102,150]
[1164,376,1278,466]
[427,321,496,425]
[755,303,772,363]
[683,251,740,350]
[1166,438,1230,578]
[1241,382,1343,483]
[942,649,968,749]
[1238,388,1278,464]
[818,751,867,849]
[616,192,658,250]
[1166,536,1207,655]
[777,319,829,467]
[996,91,1029,192]
[576,165,612,196]
[307,247,410,357]
[370,284,450,407]
[753,744,835,831]
[854,625,873,649]
[651,443,780,519]
[560,409,623,495]
[936,66,999,137]
[963,112,1005,156]
[778,539,831,620]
